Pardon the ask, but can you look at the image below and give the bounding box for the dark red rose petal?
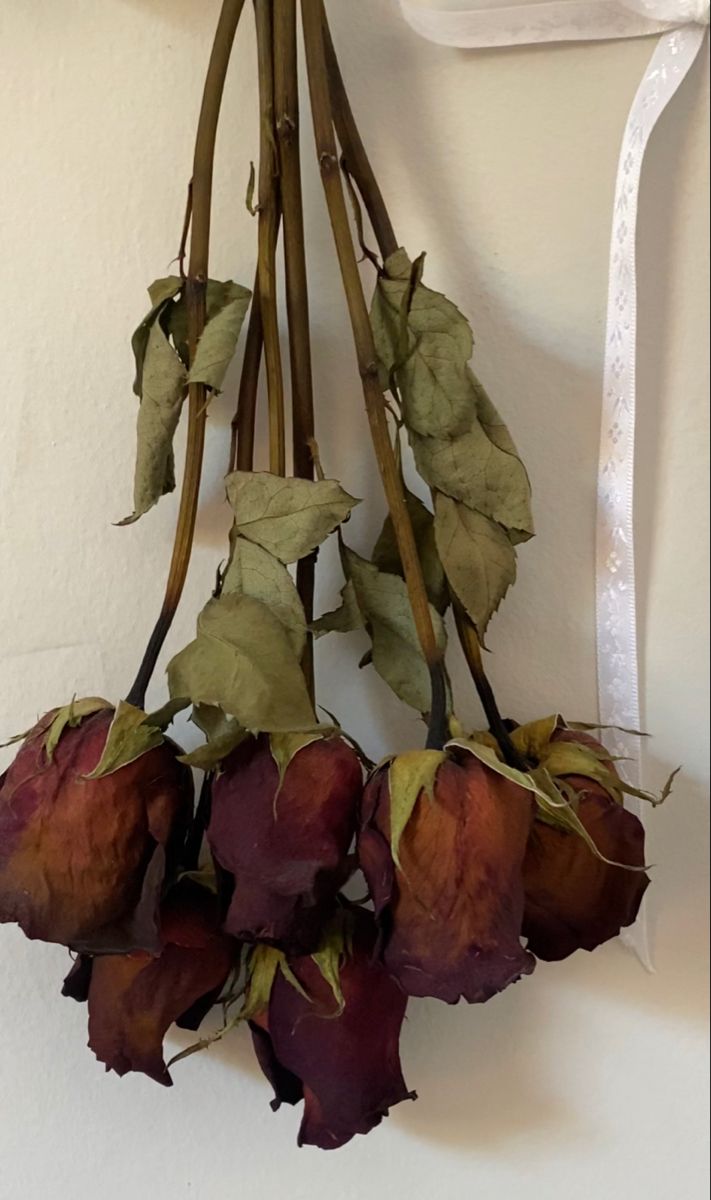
[359,753,535,1004]
[209,734,361,953]
[0,710,192,953]
[87,884,236,1085]
[523,788,649,960]
[251,912,414,1149]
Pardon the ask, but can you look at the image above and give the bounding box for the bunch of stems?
[128,0,523,766]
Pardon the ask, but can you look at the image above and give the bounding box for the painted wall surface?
[0,3,708,1197]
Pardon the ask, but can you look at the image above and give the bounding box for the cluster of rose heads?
[0,703,650,1149]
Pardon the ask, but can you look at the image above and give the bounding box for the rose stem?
[230,270,263,472]
[254,0,286,478]
[320,5,525,767]
[274,0,317,699]
[126,0,245,710]
[301,0,447,750]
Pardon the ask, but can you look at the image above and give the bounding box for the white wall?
[0,2,708,1197]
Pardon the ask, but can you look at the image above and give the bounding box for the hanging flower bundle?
[0,0,676,1151]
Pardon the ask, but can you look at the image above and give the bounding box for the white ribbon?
[400,0,708,966]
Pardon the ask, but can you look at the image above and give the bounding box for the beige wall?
[0,2,708,1196]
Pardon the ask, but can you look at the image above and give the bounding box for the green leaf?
[121,319,188,524]
[343,547,448,714]
[222,535,307,659]
[434,493,517,636]
[188,280,252,393]
[131,276,183,398]
[226,472,359,564]
[44,697,113,761]
[311,580,364,638]
[370,248,475,439]
[180,705,246,770]
[167,594,317,734]
[372,489,448,613]
[388,749,446,868]
[85,701,165,779]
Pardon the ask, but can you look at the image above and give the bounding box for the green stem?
[127,0,245,709]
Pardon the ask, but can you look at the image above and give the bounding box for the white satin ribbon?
[400,0,708,966]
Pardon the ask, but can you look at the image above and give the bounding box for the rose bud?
[81,881,236,1086]
[0,699,192,953]
[359,747,535,1004]
[208,732,362,953]
[248,910,415,1149]
[522,727,649,961]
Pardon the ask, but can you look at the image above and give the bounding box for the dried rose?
[359,746,535,1004]
[522,727,649,960]
[0,701,192,953]
[208,732,362,953]
[77,882,236,1086]
[248,910,414,1149]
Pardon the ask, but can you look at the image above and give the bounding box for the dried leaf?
[370,248,474,439]
[222,536,307,659]
[510,715,561,762]
[167,595,317,734]
[188,280,252,393]
[146,697,191,731]
[226,472,359,564]
[343,547,448,714]
[85,701,165,779]
[180,705,246,771]
[240,946,284,1022]
[310,913,351,1016]
[121,319,188,524]
[388,750,446,868]
[372,489,448,613]
[270,731,326,793]
[45,697,113,761]
[131,276,182,398]
[434,494,517,636]
[413,420,533,540]
[311,580,364,638]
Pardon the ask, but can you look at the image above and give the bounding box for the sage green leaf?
[311,913,350,1016]
[167,594,317,734]
[146,697,191,731]
[241,947,285,1022]
[45,697,113,761]
[85,701,165,779]
[388,750,446,868]
[188,281,252,393]
[510,715,561,763]
[131,276,182,398]
[567,721,650,738]
[371,248,474,439]
[270,731,325,794]
[344,547,448,714]
[180,704,246,770]
[222,536,307,659]
[121,319,188,524]
[226,472,359,564]
[413,420,534,539]
[372,489,448,612]
[434,493,517,635]
[311,580,364,638]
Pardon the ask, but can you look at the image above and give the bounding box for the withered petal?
[359,754,535,1004]
[0,710,192,952]
[61,955,93,1003]
[252,912,414,1150]
[523,789,649,960]
[209,735,361,953]
[87,884,236,1085]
